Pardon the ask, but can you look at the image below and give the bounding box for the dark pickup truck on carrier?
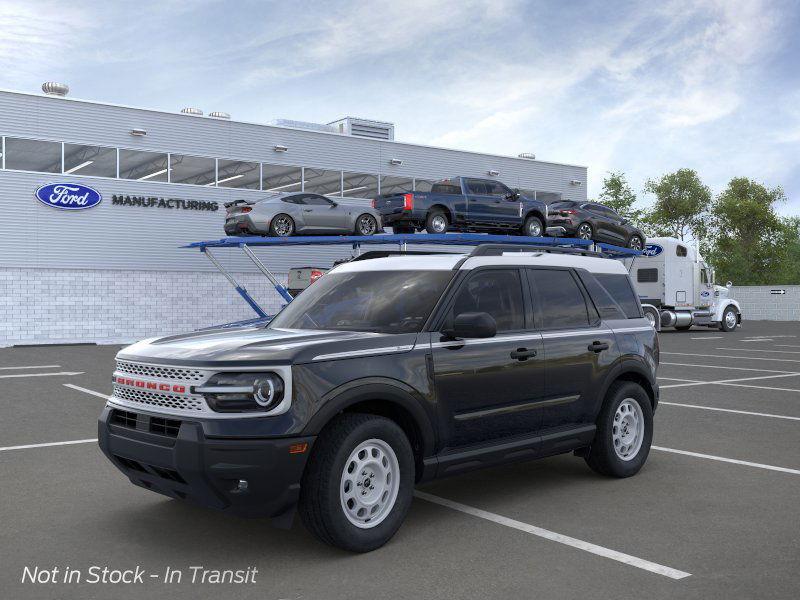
[373,177,550,236]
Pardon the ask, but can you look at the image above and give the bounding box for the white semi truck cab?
[628,237,742,332]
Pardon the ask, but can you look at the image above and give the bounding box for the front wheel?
[628,235,644,251]
[585,381,653,478]
[720,306,738,332]
[354,214,379,236]
[298,414,414,552]
[522,215,544,237]
[576,222,593,240]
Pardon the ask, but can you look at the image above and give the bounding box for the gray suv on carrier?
[98,244,659,552]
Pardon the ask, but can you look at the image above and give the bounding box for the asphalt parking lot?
[1,321,799,600]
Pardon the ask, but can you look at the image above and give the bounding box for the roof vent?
[518,152,536,160]
[328,117,395,141]
[42,82,69,97]
[180,107,203,116]
[209,111,230,119]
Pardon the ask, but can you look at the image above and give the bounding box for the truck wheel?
[269,214,295,237]
[522,215,544,237]
[354,214,378,236]
[425,210,449,234]
[584,381,653,478]
[576,222,593,240]
[298,413,414,553]
[719,306,738,332]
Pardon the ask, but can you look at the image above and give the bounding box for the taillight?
[310,270,323,284]
[371,199,377,208]
[560,209,576,215]
[241,207,252,213]
[402,193,414,211]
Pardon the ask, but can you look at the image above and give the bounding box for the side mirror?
[329,201,338,208]
[447,312,497,339]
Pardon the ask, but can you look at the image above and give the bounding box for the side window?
[304,195,333,206]
[465,179,489,195]
[485,181,512,197]
[282,195,303,204]
[637,268,658,283]
[445,270,524,332]
[528,269,590,329]
[676,245,688,257]
[594,273,643,319]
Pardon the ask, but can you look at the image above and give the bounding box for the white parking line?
[716,347,800,355]
[64,383,109,399]
[659,372,800,389]
[0,371,84,379]
[0,439,97,453]
[776,344,800,349]
[716,382,800,394]
[660,401,800,421]
[660,362,797,374]
[661,352,800,364]
[652,446,800,476]
[414,491,691,579]
[690,336,723,340]
[0,365,61,370]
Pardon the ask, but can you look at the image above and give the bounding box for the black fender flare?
[301,377,436,458]
[598,358,658,409]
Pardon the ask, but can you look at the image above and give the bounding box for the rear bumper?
[224,215,270,236]
[379,208,421,225]
[98,406,314,519]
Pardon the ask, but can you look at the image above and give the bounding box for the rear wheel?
[425,210,449,234]
[585,381,653,478]
[628,235,644,251]
[298,414,414,552]
[354,214,378,236]
[521,215,544,237]
[269,214,295,237]
[577,222,593,240]
[720,306,738,332]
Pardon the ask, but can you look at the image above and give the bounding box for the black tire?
[354,213,379,236]
[298,413,414,553]
[521,215,544,237]
[576,222,593,240]
[628,235,644,251]
[269,213,295,237]
[425,210,449,234]
[392,224,416,234]
[719,306,738,332]
[584,381,653,478]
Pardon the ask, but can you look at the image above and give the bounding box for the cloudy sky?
[1,0,798,212]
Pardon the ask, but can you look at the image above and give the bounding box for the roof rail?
[469,243,603,257]
[349,249,460,262]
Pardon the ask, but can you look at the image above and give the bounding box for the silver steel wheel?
[725,309,737,329]
[645,311,657,327]
[612,398,645,461]
[526,219,543,237]
[430,214,447,233]
[272,215,293,236]
[629,236,643,250]
[577,223,593,239]
[357,214,377,235]
[340,438,400,529]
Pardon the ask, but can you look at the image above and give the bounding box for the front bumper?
[98,405,314,519]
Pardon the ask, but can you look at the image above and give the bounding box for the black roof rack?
[469,243,603,257]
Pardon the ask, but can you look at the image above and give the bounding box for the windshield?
[268,270,455,333]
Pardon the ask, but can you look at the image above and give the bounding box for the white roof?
[332,251,628,275]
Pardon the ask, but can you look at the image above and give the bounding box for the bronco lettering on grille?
[112,375,187,394]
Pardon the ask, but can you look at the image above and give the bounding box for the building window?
[217,159,260,189]
[341,172,378,199]
[63,144,117,177]
[170,154,216,186]
[304,168,342,196]
[379,175,413,195]
[4,138,61,173]
[262,163,302,193]
[414,178,436,192]
[119,149,169,182]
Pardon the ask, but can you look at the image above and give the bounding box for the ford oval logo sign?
[642,244,663,257]
[35,183,102,210]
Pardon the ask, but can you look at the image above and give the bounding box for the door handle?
[510,348,537,361]
[303,209,313,212]
[588,341,609,352]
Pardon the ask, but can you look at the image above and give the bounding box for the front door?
[302,195,350,232]
[430,268,545,448]
[526,268,619,432]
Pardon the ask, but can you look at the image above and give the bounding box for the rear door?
[430,268,545,449]
[527,268,618,432]
[464,179,496,226]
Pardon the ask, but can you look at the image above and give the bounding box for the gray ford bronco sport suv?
[98,244,658,552]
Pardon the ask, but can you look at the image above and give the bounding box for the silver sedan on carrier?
[224,192,383,237]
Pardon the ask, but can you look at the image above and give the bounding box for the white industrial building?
[0,85,588,346]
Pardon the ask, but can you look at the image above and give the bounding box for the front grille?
[115,360,205,381]
[113,384,205,412]
[150,416,181,437]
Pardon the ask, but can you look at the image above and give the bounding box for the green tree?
[642,169,711,241]
[705,177,792,285]
[598,171,643,226]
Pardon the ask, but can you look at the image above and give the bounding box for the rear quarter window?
[594,273,643,319]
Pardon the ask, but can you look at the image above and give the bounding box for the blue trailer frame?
[184,233,640,321]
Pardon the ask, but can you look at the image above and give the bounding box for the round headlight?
[254,376,284,409]
[198,372,285,413]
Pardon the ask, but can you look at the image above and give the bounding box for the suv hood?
[117,325,396,366]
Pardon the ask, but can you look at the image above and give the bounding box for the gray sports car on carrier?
[224,192,383,237]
